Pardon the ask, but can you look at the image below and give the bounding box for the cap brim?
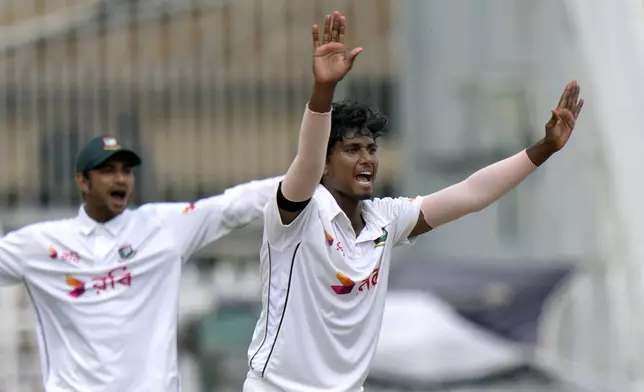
[87,149,142,171]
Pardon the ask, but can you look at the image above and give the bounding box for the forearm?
[281,83,335,202]
[421,148,541,228]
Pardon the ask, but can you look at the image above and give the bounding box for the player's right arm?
[0,229,29,286]
[278,11,362,225]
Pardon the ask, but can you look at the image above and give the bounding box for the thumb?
[347,47,363,64]
[546,109,560,128]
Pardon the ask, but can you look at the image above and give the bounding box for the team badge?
[374,228,388,248]
[102,137,121,151]
[118,244,136,261]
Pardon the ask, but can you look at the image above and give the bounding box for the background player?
[0,135,281,392]
[244,10,584,392]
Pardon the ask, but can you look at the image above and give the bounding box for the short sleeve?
[0,229,29,286]
[369,196,423,248]
[263,192,319,251]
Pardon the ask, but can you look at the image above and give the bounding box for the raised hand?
[544,81,584,151]
[312,11,363,86]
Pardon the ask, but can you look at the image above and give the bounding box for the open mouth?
[109,190,127,203]
[355,170,373,186]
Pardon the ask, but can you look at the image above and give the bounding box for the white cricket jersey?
[246,185,422,392]
[0,177,280,392]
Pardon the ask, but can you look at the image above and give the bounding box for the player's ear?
[320,149,330,175]
[75,172,90,193]
[319,161,330,186]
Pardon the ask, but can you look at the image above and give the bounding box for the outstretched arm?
[409,81,584,237]
[151,176,283,260]
[279,11,362,225]
[217,176,284,226]
[0,228,29,287]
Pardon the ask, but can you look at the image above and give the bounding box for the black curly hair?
[327,100,389,156]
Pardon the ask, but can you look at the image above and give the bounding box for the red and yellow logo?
[66,274,86,298]
[65,267,132,298]
[182,203,196,214]
[48,247,58,260]
[331,272,355,295]
[324,231,334,246]
[331,268,380,295]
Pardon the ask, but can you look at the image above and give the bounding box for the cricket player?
[0,135,281,392]
[244,11,584,392]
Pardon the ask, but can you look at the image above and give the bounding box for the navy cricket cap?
[75,136,142,173]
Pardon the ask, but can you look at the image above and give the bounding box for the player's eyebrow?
[343,141,378,150]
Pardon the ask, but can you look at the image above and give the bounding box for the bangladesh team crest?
[118,244,136,261]
[374,228,388,248]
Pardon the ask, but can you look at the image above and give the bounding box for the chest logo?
[331,268,380,295]
[374,228,388,248]
[118,244,136,261]
[331,272,355,295]
[182,203,196,214]
[324,231,334,246]
[49,246,81,263]
[65,266,133,298]
[66,274,86,298]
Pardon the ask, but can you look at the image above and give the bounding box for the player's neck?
[328,189,365,235]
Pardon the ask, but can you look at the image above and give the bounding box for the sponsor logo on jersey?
[331,268,380,295]
[50,246,81,262]
[182,203,196,214]
[324,231,334,247]
[331,272,355,295]
[66,274,86,298]
[92,266,132,295]
[65,267,133,298]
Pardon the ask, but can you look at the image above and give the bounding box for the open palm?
[544,81,584,151]
[312,12,363,85]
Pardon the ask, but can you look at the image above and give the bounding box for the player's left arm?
[157,176,282,259]
[408,80,584,237]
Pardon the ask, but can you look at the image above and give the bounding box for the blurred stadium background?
[0,0,642,391]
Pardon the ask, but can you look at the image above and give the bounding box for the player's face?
[323,133,379,200]
[79,157,135,219]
